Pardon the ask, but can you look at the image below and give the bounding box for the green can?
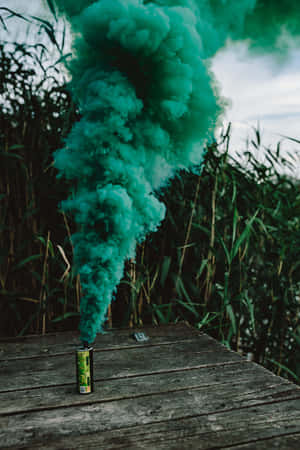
[76,346,94,394]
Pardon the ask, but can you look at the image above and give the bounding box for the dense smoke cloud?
[53,0,300,343]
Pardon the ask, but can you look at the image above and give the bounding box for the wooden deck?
[0,323,299,449]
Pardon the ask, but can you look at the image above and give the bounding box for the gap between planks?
[0,323,208,361]
[0,338,214,362]
[1,395,300,449]
[1,358,299,418]
[1,338,243,393]
[1,383,299,419]
[0,360,244,395]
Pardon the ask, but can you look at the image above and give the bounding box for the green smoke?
[53,0,300,343]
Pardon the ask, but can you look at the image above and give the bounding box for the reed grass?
[0,10,299,383]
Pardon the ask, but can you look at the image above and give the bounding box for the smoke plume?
[53,0,300,343]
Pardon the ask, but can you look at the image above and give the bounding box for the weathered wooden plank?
[0,338,242,392]
[1,361,296,415]
[25,433,300,450]
[1,325,299,449]
[0,323,200,360]
[34,426,299,450]
[1,392,300,448]
[22,429,300,450]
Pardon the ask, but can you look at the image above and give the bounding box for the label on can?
[80,385,91,394]
[76,348,93,394]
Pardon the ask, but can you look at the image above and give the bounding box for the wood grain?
[0,323,199,360]
[0,338,242,392]
[0,323,299,449]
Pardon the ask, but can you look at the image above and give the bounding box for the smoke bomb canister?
[76,346,94,394]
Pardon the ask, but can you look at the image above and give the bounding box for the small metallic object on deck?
[76,345,94,394]
[133,332,149,343]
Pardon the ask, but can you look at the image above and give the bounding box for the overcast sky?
[2,0,300,177]
[213,42,300,176]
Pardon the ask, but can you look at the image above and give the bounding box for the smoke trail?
[53,0,300,343]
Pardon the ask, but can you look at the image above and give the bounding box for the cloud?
[246,112,300,122]
[213,42,300,158]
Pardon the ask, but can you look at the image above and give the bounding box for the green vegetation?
[0,11,299,383]
[120,129,300,382]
